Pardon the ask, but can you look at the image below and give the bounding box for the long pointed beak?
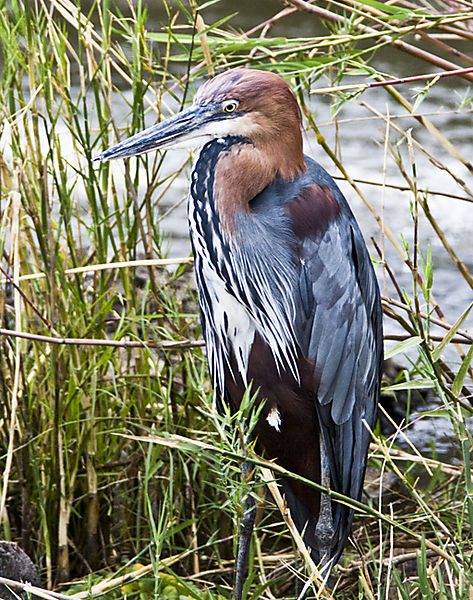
[94,103,216,162]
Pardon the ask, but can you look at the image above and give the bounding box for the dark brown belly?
[223,332,321,519]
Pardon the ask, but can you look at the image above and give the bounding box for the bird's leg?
[314,437,334,570]
[234,461,256,600]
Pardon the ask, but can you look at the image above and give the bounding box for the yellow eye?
[223,100,238,113]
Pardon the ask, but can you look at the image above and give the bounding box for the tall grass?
[0,0,472,598]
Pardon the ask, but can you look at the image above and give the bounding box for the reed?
[0,0,472,598]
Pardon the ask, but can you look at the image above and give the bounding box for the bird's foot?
[314,491,334,554]
[315,437,335,568]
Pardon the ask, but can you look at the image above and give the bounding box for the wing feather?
[286,163,383,562]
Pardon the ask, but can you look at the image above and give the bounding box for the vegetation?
[0,0,472,598]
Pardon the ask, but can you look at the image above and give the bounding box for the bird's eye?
[222,100,238,113]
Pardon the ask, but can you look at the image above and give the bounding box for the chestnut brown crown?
[195,69,306,180]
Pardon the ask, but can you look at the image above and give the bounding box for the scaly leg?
[314,437,335,572]
[234,462,256,600]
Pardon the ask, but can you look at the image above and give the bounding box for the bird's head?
[95,69,305,177]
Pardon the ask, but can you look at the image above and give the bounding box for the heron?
[96,68,383,597]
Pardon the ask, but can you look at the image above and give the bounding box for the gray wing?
[294,197,383,560]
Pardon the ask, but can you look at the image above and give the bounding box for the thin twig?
[0,328,204,349]
[313,65,473,94]
[332,175,473,204]
[382,296,473,343]
[0,577,71,600]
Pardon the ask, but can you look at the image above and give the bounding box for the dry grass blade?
[0,258,194,284]
[0,577,72,600]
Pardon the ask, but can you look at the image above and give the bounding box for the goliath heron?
[96,68,383,596]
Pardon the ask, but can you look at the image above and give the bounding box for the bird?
[96,68,383,597]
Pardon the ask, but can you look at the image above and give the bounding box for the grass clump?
[0,0,472,598]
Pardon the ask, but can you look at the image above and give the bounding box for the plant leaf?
[451,342,473,398]
[431,302,473,362]
[382,378,435,392]
[384,336,423,360]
